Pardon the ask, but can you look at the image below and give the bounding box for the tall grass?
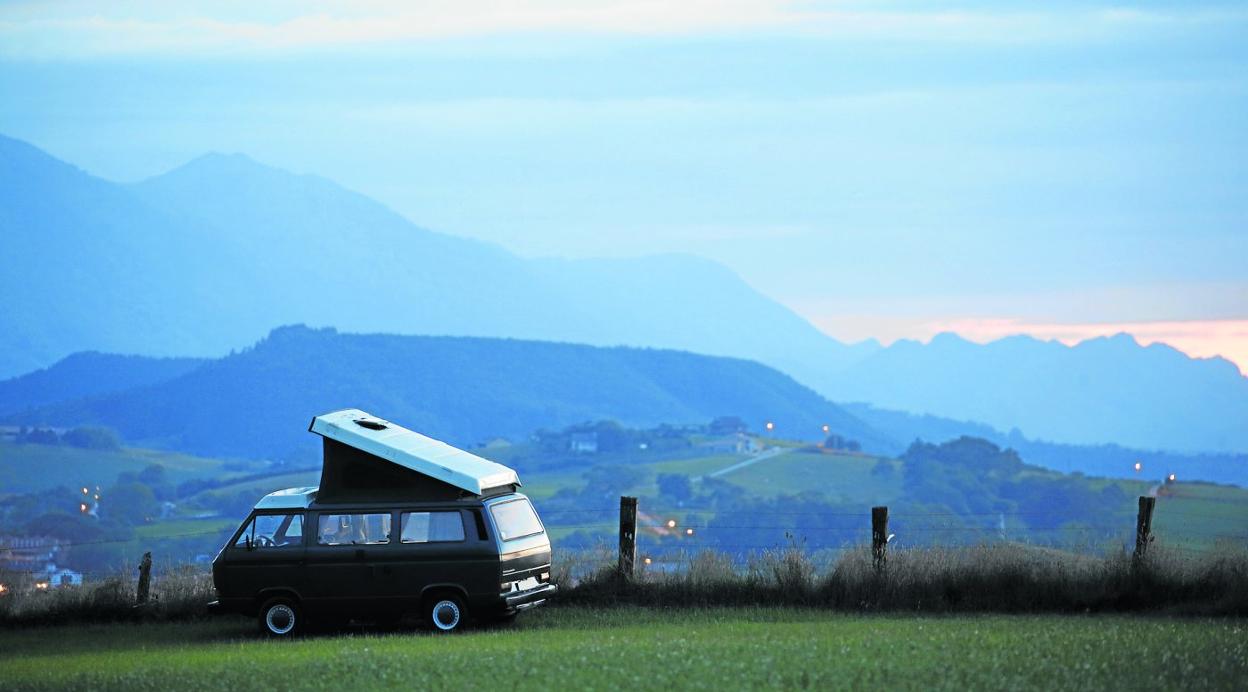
[0,566,214,627]
[564,543,1248,615]
[3,544,1244,628]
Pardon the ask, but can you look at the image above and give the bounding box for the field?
[0,440,239,495]
[1,608,1245,690]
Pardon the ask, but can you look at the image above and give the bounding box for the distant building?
[481,437,512,450]
[569,432,599,454]
[698,433,760,455]
[42,565,82,588]
[0,536,65,573]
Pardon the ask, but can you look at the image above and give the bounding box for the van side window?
[318,513,390,545]
[234,513,304,548]
[400,511,466,543]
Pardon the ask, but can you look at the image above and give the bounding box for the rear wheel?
[258,597,301,637]
[425,594,467,633]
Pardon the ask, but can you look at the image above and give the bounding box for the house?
[42,565,82,588]
[0,536,65,572]
[569,432,598,454]
[697,432,761,455]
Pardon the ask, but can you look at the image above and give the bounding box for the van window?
[234,513,303,548]
[400,511,466,543]
[489,498,544,541]
[317,513,390,545]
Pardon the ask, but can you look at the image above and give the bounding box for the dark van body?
[209,488,554,634]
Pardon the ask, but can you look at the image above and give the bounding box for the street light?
[685,528,695,536]
[666,519,677,529]
[765,421,775,432]
[1133,462,1142,473]
[821,425,830,434]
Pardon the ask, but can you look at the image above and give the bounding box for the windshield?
[489,498,544,541]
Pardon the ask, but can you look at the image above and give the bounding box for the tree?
[61,426,122,451]
[657,473,693,502]
[103,482,159,525]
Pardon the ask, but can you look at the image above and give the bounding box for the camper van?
[208,409,556,636]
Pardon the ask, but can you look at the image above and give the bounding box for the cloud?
[1,1,1241,59]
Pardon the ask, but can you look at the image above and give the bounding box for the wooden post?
[136,551,152,605]
[1133,496,1156,564]
[618,496,638,580]
[871,506,888,572]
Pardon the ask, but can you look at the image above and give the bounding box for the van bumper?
[504,583,557,611]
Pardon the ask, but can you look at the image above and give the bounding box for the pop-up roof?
[308,409,520,502]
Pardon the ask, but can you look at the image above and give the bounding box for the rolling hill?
[0,351,204,417]
[5,325,892,461]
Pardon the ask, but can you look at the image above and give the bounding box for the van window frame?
[314,511,393,546]
[229,510,308,549]
[488,497,545,542]
[398,509,468,544]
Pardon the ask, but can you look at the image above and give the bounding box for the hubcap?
[266,604,295,634]
[432,600,461,631]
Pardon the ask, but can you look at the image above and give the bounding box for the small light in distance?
[79,503,88,513]
[1168,473,1176,482]
[821,424,830,434]
[765,421,775,432]
[685,528,694,536]
[34,581,48,591]
[1133,462,1142,473]
[0,583,7,595]
[81,487,88,494]
[666,519,676,529]
[643,557,652,566]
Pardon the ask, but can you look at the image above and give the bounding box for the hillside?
[0,352,204,417]
[843,403,1248,487]
[0,135,872,384]
[5,325,891,461]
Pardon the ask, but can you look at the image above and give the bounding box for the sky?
[2,1,1246,370]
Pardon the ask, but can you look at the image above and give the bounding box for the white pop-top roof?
[309,408,521,495]
[256,486,319,510]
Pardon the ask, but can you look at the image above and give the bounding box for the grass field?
[0,440,240,495]
[0,608,1244,690]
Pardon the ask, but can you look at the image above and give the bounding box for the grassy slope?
[0,609,1244,690]
[0,441,236,495]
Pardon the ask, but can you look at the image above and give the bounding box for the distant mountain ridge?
[3,133,1247,455]
[0,135,876,387]
[825,332,1248,454]
[4,325,892,460]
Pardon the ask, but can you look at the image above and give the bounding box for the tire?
[258,597,301,637]
[425,593,467,633]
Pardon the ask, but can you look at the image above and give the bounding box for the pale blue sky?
[2,1,1246,362]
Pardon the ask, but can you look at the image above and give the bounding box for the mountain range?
[2,133,1245,454]
[0,325,891,460]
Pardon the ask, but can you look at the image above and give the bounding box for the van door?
[303,511,393,615]
[225,512,307,604]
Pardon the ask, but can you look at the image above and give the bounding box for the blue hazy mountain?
[5,325,892,460]
[828,333,1248,454]
[0,134,876,386]
[4,134,1247,455]
[0,351,204,417]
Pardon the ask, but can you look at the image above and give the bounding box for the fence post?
[618,496,638,580]
[136,551,152,605]
[871,506,888,572]
[1133,496,1156,564]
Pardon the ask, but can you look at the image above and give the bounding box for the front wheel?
[426,594,467,633]
[258,597,301,637]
